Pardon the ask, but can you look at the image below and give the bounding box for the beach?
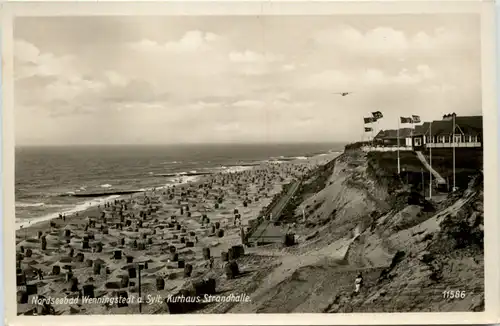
[15,149,341,315]
[14,145,486,315]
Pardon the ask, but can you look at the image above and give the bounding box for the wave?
[15,202,70,209]
[16,195,121,230]
[16,202,45,208]
[166,175,201,185]
[161,161,181,165]
[222,166,254,174]
[101,184,113,188]
[16,173,208,230]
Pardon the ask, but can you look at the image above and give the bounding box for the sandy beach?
[15,153,338,315]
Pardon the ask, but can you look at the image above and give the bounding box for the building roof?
[424,116,482,136]
[456,116,483,135]
[413,122,430,135]
[374,128,413,139]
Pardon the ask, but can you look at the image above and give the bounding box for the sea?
[15,143,344,229]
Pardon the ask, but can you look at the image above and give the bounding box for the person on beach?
[37,269,44,280]
[209,257,214,269]
[354,273,363,294]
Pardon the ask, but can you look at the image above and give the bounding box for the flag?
[400,117,413,124]
[412,115,421,123]
[364,117,375,124]
[365,127,372,132]
[372,111,383,120]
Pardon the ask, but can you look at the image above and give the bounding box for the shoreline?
[15,175,210,232]
[16,153,321,315]
[14,163,273,232]
[15,153,341,232]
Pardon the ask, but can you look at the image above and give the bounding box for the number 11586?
[443,290,467,299]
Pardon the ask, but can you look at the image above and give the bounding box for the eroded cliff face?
[328,174,484,313]
[224,150,484,313]
[287,150,392,251]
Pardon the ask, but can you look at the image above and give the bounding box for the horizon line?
[15,141,350,148]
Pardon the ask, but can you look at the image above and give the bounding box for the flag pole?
[397,118,401,174]
[429,121,432,199]
[411,120,414,149]
[421,168,424,197]
[376,119,380,148]
[452,113,456,191]
[371,121,375,148]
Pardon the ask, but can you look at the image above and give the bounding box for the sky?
[14,15,481,146]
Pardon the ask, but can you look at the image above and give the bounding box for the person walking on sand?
[354,273,363,294]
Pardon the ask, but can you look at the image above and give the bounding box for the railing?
[362,146,413,152]
[361,142,482,152]
[426,142,481,148]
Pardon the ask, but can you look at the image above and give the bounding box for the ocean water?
[15,143,343,227]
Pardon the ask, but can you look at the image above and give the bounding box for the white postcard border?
[2,1,498,325]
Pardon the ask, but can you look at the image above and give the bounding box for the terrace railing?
[362,146,413,152]
[426,142,482,148]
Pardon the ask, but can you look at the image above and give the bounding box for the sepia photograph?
[2,1,499,325]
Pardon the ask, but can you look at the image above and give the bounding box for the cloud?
[15,40,163,112]
[105,70,129,87]
[313,25,474,58]
[282,64,296,72]
[13,16,481,145]
[302,70,353,90]
[227,51,287,77]
[300,64,436,91]
[229,50,283,64]
[44,77,107,102]
[128,30,222,54]
[362,65,435,85]
[214,122,240,132]
[14,39,80,80]
[232,100,266,109]
[99,79,165,104]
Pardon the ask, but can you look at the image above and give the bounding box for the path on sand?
[247,180,301,244]
[415,151,446,184]
[230,236,358,313]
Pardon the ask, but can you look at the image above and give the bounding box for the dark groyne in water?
[154,172,213,177]
[63,190,144,198]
